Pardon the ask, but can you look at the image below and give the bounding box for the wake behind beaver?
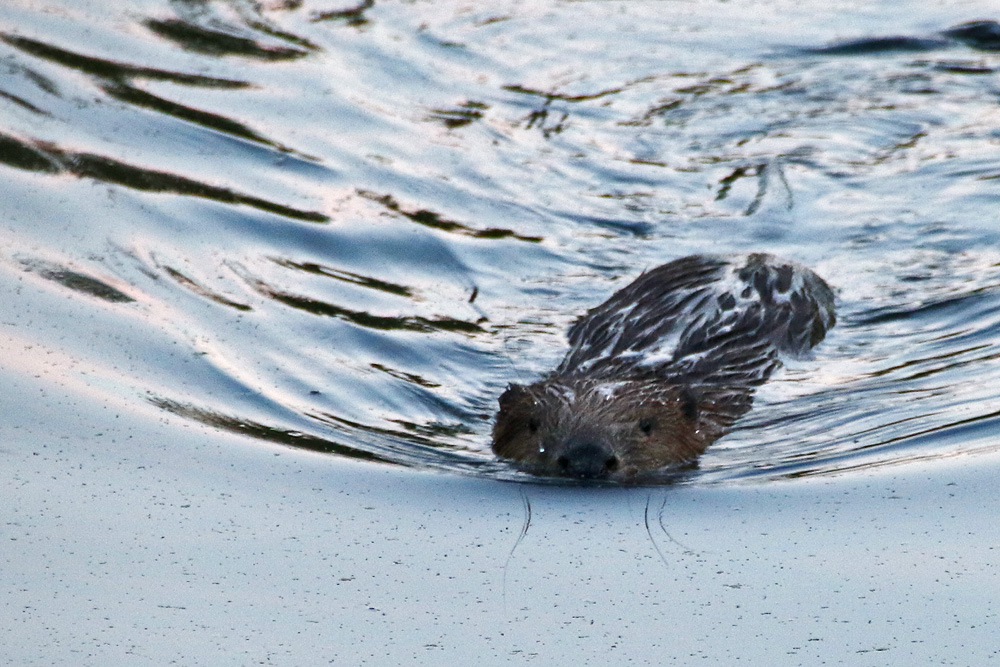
[491,253,836,482]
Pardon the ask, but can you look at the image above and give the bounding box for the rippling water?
[3,0,1000,485]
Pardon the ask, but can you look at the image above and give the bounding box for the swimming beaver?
[491,253,835,481]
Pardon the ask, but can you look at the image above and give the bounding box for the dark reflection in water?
[427,100,488,129]
[0,33,249,88]
[311,0,375,26]
[3,0,1000,485]
[66,151,327,221]
[804,20,1000,55]
[358,190,543,242]
[144,18,313,60]
[0,130,326,221]
[151,396,394,463]
[161,265,253,312]
[0,31,321,153]
[150,395,505,478]
[21,259,135,303]
[0,132,58,172]
[247,274,484,333]
[105,81,280,146]
[271,257,414,297]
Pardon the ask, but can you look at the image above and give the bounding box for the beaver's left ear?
[498,383,528,410]
[678,386,699,421]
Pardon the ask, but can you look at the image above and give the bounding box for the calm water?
[5,0,1000,663]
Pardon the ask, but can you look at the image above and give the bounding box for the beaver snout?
[556,440,620,479]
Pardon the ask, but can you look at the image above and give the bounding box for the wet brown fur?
[491,254,835,482]
[493,376,751,479]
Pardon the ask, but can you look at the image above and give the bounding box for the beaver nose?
[556,442,619,479]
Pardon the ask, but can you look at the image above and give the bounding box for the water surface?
[3,0,1000,663]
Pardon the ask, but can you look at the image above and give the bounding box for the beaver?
[491,253,835,481]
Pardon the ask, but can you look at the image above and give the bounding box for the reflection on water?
[2,0,1000,484]
[21,258,136,303]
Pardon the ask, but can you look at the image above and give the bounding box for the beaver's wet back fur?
[491,253,835,481]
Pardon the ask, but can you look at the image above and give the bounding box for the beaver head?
[491,375,735,481]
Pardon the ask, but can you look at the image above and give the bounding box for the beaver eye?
[527,417,540,433]
[638,417,655,435]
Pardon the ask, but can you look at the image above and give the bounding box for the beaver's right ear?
[498,383,528,410]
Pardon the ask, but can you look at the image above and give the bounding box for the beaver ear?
[678,386,699,421]
[498,383,528,410]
